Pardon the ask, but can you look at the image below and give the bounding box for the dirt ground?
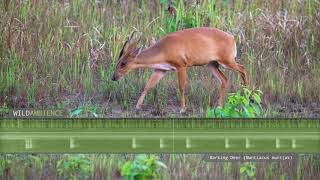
[105,102,320,118]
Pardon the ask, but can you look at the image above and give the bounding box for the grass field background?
[0,0,319,117]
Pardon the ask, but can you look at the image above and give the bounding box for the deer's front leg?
[177,67,187,113]
[136,69,166,110]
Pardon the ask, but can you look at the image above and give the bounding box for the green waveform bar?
[0,119,319,153]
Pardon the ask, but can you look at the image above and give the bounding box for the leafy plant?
[25,155,45,170]
[0,102,9,117]
[56,155,91,179]
[120,154,167,180]
[161,0,178,33]
[161,0,204,33]
[240,162,256,179]
[207,88,263,118]
[70,106,98,118]
[0,155,14,178]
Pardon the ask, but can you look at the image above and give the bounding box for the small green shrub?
[56,155,91,179]
[161,0,178,33]
[161,0,204,33]
[120,154,167,180]
[0,102,9,117]
[207,88,263,118]
[70,106,98,118]
[240,162,256,178]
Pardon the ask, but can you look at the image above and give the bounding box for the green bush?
[207,88,263,118]
[0,102,9,117]
[240,162,256,178]
[69,106,99,118]
[56,155,91,179]
[161,0,205,33]
[120,154,167,180]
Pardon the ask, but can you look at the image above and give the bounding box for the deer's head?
[112,31,141,81]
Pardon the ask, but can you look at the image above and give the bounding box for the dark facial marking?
[118,49,124,59]
[120,61,127,68]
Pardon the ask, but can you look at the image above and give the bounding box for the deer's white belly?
[151,63,176,71]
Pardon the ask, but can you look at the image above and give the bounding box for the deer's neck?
[135,45,165,67]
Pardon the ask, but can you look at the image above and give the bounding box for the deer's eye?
[120,61,127,68]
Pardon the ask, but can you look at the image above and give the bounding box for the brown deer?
[112,28,248,113]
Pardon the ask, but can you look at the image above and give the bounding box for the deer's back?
[159,27,236,67]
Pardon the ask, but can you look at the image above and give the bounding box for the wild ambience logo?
[8,109,67,118]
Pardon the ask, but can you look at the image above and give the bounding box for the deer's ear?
[119,31,138,58]
[124,31,140,51]
[125,41,137,53]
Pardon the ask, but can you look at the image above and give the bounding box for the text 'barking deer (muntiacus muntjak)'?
[112,27,248,113]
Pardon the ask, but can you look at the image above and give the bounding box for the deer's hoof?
[179,107,186,114]
[135,104,142,110]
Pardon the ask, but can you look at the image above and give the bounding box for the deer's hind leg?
[225,61,248,86]
[234,63,248,86]
[208,62,228,107]
[136,69,167,110]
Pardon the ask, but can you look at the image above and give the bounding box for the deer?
[112,27,248,113]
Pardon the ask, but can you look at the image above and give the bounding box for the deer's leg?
[177,67,187,113]
[136,69,166,110]
[226,62,248,86]
[237,64,248,86]
[208,62,228,107]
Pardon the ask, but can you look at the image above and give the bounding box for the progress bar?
[0,119,319,153]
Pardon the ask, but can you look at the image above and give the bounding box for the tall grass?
[0,0,319,116]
